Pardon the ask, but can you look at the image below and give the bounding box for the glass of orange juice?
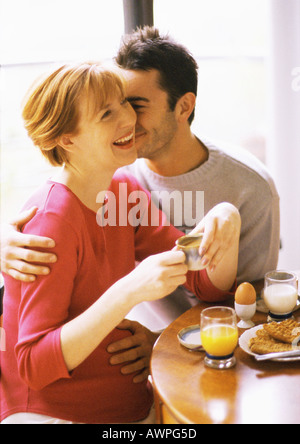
[200,307,238,369]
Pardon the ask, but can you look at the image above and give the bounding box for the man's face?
[123,69,178,160]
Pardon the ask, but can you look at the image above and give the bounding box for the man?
[0,27,280,376]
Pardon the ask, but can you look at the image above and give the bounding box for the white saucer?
[177,324,204,351]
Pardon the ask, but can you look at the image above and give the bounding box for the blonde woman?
[0,62,240,424]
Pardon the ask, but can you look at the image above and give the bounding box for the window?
[154,0,268,161]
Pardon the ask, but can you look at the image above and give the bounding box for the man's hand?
[189,202,241,273]
[107,319,159,383]
[0,207,57,282]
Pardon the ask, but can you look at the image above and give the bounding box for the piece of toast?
[249,329,294,355]
[263,319,300,344]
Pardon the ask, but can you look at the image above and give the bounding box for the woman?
[0,62,241,424]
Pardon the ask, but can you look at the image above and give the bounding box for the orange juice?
[201,325,238,356]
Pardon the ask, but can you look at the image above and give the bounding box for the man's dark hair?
[115,26,198,125]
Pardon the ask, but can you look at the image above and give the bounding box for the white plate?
[239,324,300,362]
[177,324,204,351]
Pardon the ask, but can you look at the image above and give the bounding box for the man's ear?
[175,92,196,123]
[57,135,74,152]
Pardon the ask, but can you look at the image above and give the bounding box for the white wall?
[266,0,300,270]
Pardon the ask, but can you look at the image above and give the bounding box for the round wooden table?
[151,276,300,424]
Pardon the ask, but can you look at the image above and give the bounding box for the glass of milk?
[264,271,298,321]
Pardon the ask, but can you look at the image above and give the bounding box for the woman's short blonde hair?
[22,62,125,166]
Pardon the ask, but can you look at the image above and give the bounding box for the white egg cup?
[235,302,256,329]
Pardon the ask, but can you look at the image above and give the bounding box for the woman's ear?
[57,135,74,152]
[175,92,196,123]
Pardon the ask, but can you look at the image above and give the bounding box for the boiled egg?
[235,282,256,305]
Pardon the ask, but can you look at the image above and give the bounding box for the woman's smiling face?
[66,89,137,172]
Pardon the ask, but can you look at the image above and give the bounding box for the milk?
[264,283,298,314]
